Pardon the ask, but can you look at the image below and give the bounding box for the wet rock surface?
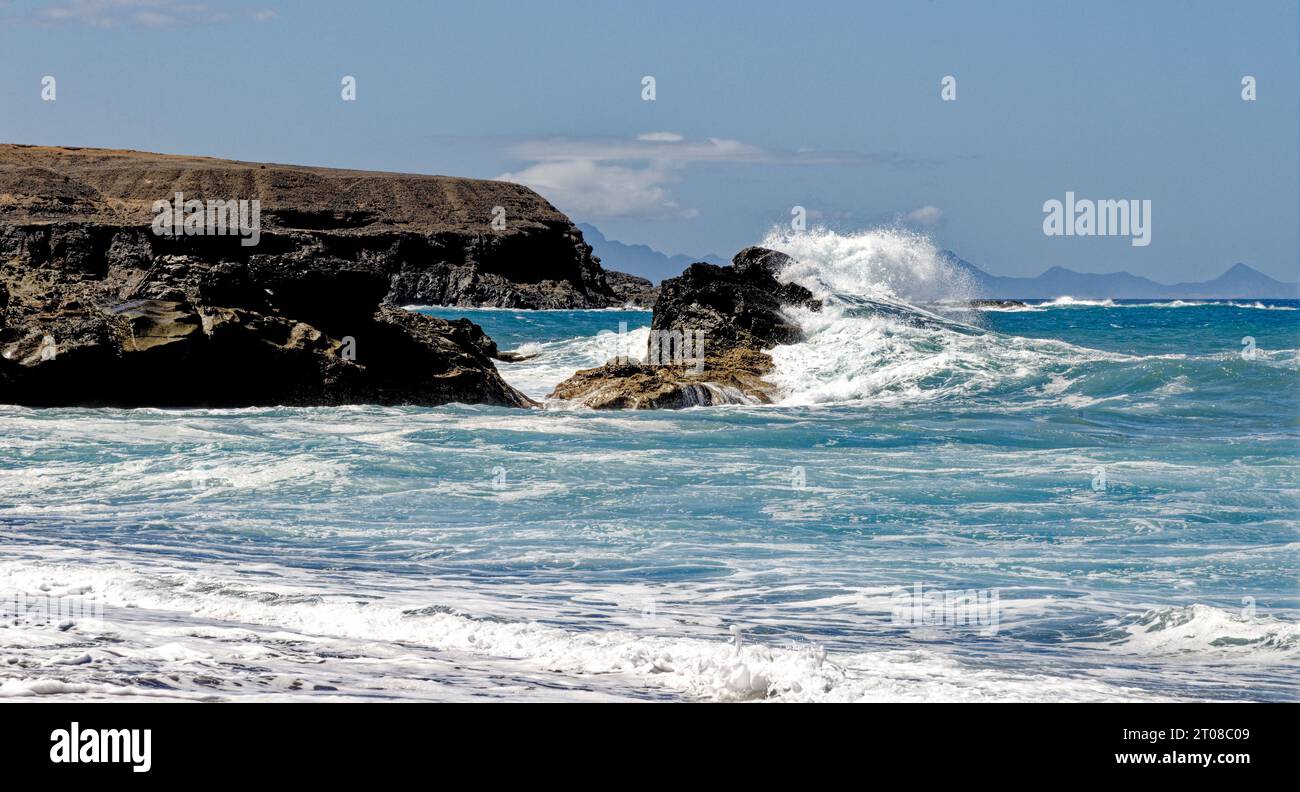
[602,269,659,308]
[549,247,821,409]
[0,145,543,407]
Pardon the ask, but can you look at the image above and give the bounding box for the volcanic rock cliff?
[0,144,643,407]
[549,247,821,408]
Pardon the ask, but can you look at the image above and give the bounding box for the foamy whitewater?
[2,229,1296,701]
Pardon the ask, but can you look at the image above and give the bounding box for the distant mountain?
[1166,263,1299,300]
[577,224,1297,299]
[940,252,1298,300]
[578,223,726,284]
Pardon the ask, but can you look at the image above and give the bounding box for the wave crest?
[1109,604,1300,656]
[760,226,977,304]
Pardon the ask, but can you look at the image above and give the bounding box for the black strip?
[0,701,1288,780]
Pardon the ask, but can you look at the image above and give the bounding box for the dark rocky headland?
[550,247,821,408]
[0,145,646,408]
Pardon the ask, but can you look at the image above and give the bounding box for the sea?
[2,229,1296,702]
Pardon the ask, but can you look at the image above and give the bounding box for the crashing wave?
[1106,604,1300,656]
[496,228,1297,408]
[751,228,1115,405]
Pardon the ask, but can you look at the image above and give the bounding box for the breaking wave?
[0,560,1173,702]
[496,326,651,401]
[1106,605,1300,657]
[761,227,977,305]
[1040,296,1116,308]
[979,299,1298,311]
[754,228,1297,406]
[757,229,1112,405]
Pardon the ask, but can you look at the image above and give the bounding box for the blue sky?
[1,0,1296,281]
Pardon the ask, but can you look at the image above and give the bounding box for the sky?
[0,0,1296,282]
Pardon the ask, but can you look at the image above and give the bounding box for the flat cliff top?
[0,144,567,234]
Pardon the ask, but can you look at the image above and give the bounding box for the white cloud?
[498,160,692,219]
[510,135,765,165]
[506,134,894,167]
[41,1,188,27]
[636,132,684,143]
[499,132,910,220]
[34,1,275,27]
[905,205,943,226]
[133,9,177,26]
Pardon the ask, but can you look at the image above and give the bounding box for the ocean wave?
[746,230,1299,406]
[970,304,1047,313]
[1105,604,1300,657]
[761,226,977,304]
[946,297,1300,310]
[768,307,1057,406]
[747,230,1117,405]
[0,560,1171,702]
[1042,296,1116,307]
[982,299,1297,311]
[497,326,651,401]
[1226,301,1298,311]
[1053,299,1295,310]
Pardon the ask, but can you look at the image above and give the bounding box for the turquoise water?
[1,286,1297,700]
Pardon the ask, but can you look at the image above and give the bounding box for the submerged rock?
[0,145,539,407]
[548,247,821,409]
[548,347,779,409]
[970,299,1027,308]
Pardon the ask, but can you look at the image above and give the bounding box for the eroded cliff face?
[0,144,634,307]
[0,144,577,407]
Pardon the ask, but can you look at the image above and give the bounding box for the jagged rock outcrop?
[0,144,546,407]
[602,270,659,308]
[652,247,820,351]
[382,230,620,309]
[548,246,821,408]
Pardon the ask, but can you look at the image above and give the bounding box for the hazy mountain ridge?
[941,252,1298,300]
[578,223,726,284]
